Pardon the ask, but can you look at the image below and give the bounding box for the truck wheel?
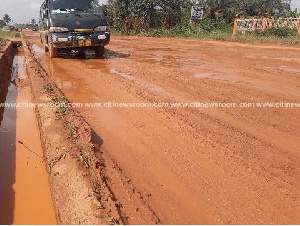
[49,44,58,58]
[44,45,49,52]
[78,49,86,58]
[95,46,105,58]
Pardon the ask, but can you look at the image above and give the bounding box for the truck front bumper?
[50,31,110,48]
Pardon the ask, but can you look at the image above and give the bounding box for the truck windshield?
[50,0,102,14]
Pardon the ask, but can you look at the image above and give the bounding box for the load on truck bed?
[38,0,110,58]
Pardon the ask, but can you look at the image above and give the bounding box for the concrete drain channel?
[0,42,57,224]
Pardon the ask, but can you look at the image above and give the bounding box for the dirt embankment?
[0,42,14,84]
[0,42,14,125]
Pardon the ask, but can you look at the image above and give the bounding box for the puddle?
[49,60,96,100]
[264,66,300,74]
[0,49,57,224]
[109,68,178,99]
[135,54,205,68]
[105,50,130,59]
[11,55,27,81]
[146,47,175,52]
[194,73,218,78]
[247,55,300,63]
[194,72,300,97]
[194,73,246,83]
[48,61,132,136]
[31,44,45,56]
[110,68,135,81]
[50,57,179,102]
[277,66,300,73]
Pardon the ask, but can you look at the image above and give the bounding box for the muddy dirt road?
[25,30,300,224]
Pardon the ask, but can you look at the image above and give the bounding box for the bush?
[113,18,300,45]
[138,19,232,38]
[258,27,298,37]
[197,19,229,32]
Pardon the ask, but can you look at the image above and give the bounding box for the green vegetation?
[2,14,11,25]
[76,142,92,153]
[101,216,115,223]
[137,22,300,44]
[257,26,298,38]
[232,32,300,45]
[0,31,17,48]
[49,153,66,170]
[104,0,294,30]
[44,84,55,94]
[55,104,67,119]
[0,31,17,38]
[0,14,12,29]
[49,93,68,119]
[137,19,232,39]
[66,122,77,140]
[103,0,300,44]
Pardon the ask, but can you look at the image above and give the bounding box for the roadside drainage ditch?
[0,42,57,224]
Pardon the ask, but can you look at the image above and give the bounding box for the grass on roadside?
[231,33,300,45]
[0,30,17,38]
[0,31,18,48]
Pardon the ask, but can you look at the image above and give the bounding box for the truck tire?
[78,49,86,58]
[49,44,58,58]
[95,46,105,58]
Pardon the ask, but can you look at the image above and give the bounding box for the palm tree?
[3,14,11,25]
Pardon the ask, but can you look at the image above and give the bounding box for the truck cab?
[39,0,110,58]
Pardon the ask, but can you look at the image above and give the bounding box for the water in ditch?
[0,47,57,224]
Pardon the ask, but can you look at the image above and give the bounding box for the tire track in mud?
[106,65,300,224]
[93,137,161,224]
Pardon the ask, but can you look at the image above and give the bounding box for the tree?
[155,0,189,28]
[236,0,288,18]
[31,19,36,25]
[103,0,293,32]
[3,14,11,25]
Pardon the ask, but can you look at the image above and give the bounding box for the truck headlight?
[94,26,108,32]
[49,27,69,32]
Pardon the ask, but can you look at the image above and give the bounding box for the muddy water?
[0,49,57,224]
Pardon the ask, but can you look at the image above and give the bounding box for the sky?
[0,0,300,24]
